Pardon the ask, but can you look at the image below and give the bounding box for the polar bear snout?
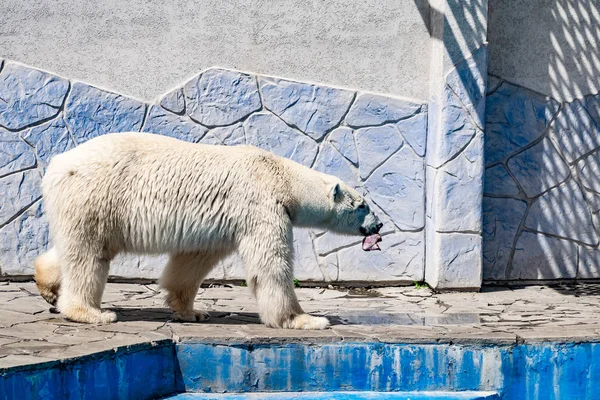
[360,213,383,236]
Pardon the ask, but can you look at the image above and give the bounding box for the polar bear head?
[327,182,383,237]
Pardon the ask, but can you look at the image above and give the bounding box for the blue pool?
[1,340,598,399]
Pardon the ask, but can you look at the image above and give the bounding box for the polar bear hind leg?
[56,243,116,324]
[160,251,222,322]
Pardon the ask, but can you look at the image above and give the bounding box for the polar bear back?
[42,132,303,255]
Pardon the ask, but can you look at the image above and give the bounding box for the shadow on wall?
[415,0,488,111]
[483,0,600,281]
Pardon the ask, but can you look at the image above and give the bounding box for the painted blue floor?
[166,391,500,400]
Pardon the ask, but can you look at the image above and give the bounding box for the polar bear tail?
[34,247,61,306]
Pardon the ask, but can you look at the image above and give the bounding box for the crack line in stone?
[138,103,150,133]
[346,104,422,130]
[0,196,42,231]
[504,200,534,281]
[445,82,484,131]
[521,227,598,248]
[317,91,357,144]
[0,165,38,181]
[362,141,405,183]
[432,130,478,170]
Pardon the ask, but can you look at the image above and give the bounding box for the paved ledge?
[1,281,600,369]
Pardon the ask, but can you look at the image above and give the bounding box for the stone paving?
[1,281,600,369]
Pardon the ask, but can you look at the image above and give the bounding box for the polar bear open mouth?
[362,234,382,251]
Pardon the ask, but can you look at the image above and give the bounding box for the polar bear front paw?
[61,307,117,324]
[172,310,210,323]
[286,314,330,330]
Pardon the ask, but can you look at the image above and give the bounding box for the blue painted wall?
[2,341,600,399]
[0,341,179,400]
[175,342,600,400]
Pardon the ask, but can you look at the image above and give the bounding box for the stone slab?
[261,78,355,140]
[2,281,600,371]
[185,69,261,127]
[485,83,560,166]
[0,63,69,130]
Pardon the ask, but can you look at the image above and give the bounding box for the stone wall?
[0,60,427,283]
[483,0,600,281]
[483,79,600,280]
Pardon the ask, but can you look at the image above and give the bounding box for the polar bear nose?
[375,222,383,233]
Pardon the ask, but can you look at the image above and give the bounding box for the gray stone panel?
[510,232,578,280]
[485,83,559,166]
[482,197,527,280]
[525,180,598,246]
[507,138,570,198]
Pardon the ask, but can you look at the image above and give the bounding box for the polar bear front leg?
[239,234,330,330]
[160,251,219,322]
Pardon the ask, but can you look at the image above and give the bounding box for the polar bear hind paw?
[172,310,210,323]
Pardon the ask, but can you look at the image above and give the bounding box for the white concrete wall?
[488,0,600,101]
[0,0,431,101]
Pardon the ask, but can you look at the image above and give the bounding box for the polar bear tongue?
[362,234,382,251]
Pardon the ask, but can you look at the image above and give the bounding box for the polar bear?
[34,132,382,329]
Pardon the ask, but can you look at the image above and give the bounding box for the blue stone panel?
[159,88,185,114]
[185,69,261,127]
[576,148,600,194]
[328,127,358,164]
[0,128,36,176]
[549,98,600,163]
[395,110,428,157]
[198,132,223,145]
[345,93,421,128]
[435,132,484,232]
[21,117,75,168]
[0,63,69,130]
[0,62,429,281]
[209,122,246,146]
[244,112,318,167]
[430,87,478,167]
[0,169,42,226]
[261,78,354,140]
[0,200,48,275]
[313,142,360,189]
[143,105,207,143]
[65,83,146,144]
[365,146,425,230]
[355,125,404,180]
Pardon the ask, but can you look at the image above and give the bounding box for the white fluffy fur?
[35,132,381,329]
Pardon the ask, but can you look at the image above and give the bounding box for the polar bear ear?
[331,183,343,203]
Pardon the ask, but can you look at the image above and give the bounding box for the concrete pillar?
[425,0,489,290]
